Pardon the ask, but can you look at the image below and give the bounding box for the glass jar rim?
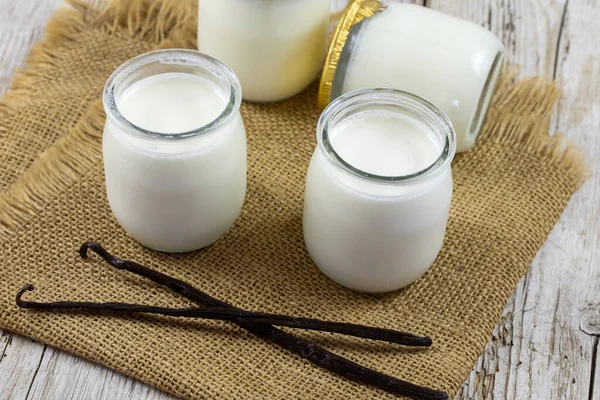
[317,88,457,185]
[103,49,242,140]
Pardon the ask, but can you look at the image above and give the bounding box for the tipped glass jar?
[102,50,247,252]
[319,0,504,153]
[303,89,456,293]
[198,0,331,103]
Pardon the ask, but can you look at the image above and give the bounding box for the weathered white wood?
[553,2,600,400]
[0,332,47,399]
[431,1,600,399]
[25,346,174,400]
[1,0,599,399]
[0,0,62,93]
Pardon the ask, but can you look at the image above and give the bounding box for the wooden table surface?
[1,0,599,399]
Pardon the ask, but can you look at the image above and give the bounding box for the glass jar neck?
[317,88,456,186]
[103,49,242,141]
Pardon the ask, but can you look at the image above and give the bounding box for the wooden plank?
[436,0,600,398]
[0,332,47,399]
[552,2,600,398]
[25,346,174,400]
[0,0,62,93]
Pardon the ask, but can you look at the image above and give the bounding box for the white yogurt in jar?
[102,50,246,252]
[331,113,442,176]
[321,2,504,152]
[198,0,330,102]
[303,89,455,293]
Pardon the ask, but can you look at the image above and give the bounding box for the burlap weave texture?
[0,1,587,398]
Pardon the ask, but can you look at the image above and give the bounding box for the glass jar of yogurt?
[319,0,504,153]
[303,88,456,293]
[102,50,247,253]
[198,0,331,103]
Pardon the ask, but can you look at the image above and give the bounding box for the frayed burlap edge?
[0,0,191,112]
[0,0,198,239]
[483,71,588,184]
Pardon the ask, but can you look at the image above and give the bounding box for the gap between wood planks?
[24,345,48,400]
[553,0,570,79]
[590,338,599,400]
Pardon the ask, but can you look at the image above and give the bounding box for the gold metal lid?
[318,0,386,110]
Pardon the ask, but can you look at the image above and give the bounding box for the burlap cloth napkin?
[0,0,588,398]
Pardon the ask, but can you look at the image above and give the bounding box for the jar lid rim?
[317,0,386,110]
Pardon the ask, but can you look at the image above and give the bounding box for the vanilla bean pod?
[16,284,431,347]
[49,242,447,400]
